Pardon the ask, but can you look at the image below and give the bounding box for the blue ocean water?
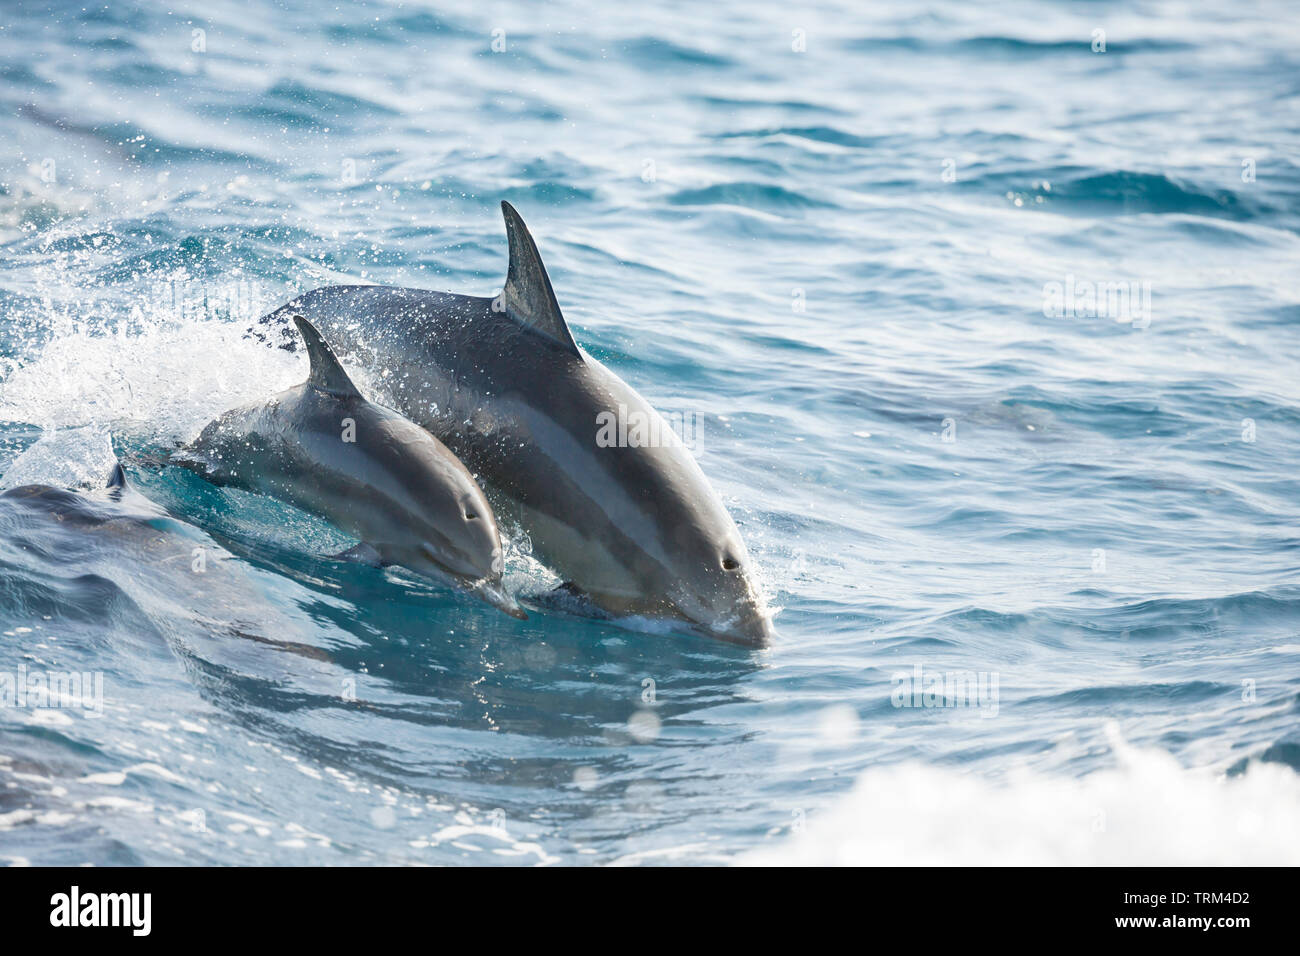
[2,0,1299,865]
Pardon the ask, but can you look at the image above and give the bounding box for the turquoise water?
[2,1,1299,865]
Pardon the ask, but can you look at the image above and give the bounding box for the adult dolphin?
[177,315,521,618]
[259,203,773,646]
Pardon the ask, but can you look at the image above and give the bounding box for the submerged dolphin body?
[259,203,773,646]
[0,463,333,664]
[178,315,521,618]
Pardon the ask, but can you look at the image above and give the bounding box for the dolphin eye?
[464,510,479,521]
[721,556,740,571]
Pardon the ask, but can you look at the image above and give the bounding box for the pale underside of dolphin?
[258,202,774,646]
[177,315,522,618]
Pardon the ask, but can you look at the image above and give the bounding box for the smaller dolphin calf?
[177,315,522,618]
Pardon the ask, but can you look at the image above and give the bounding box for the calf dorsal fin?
[294,314,361,396]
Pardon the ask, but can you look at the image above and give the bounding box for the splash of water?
[743,725,1300,866]
[0,425,118,490]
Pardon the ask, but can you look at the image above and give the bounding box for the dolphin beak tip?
[747,620,776,649]
[698,611,776,649]
[477,580,528,620]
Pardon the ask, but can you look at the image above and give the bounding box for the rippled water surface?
[2,1,1300,865]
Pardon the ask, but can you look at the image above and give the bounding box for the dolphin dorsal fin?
[293,314,361,397]
[106,462,127,490]
[499,201,581,358]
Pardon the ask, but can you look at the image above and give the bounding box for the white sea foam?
[0,425,118,490]
[742,728,1300,866]
[0,315,303,443]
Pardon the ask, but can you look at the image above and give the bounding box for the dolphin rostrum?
[178,314,522,618]
[258,203,773,646]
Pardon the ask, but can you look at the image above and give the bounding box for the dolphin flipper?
[536,581,611,619]
[499,201,582,358]
[330,542,385,567]
[293,314,361,396]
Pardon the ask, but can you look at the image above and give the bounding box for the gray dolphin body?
[259,203,773,646]
[0,464,332,663]
[178,316,520,618]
